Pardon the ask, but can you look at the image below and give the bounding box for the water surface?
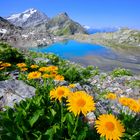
[30,40,140,73]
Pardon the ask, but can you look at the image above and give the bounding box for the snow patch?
[29,32,34,35]
[22,14,31,21]
[43,38,46,41]
[22,34,28,38]
[83,25,91,29]
[7,13,21,20]
[23,8,37,14]
[7,8,37,21]
[37,40,41,42]
[0,29,7,34]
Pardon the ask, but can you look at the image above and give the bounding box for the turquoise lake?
[30,40,140,73]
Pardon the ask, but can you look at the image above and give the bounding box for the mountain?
[92,28,140,47]
[83,25,118,34]
[6,8,49,28]
[0,16,21,32]
[0,16,56,48]
[1,9,86,47]
[45,12,86,35]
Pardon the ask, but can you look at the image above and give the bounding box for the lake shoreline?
[30,40,140,74]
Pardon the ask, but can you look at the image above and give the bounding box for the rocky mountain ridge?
[0,9,86,47]
[45,12,86,35]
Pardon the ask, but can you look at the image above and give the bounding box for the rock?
[34,57,50,64]
[9,70,20,80]
[54,80,69,86]
[0,80,35,110]
[84,112,96,129]
[83,84,92,93]
[75,83,83,90]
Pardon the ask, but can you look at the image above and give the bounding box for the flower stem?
[73,115,79,134]
[130,131,140,139]
[61,101,63,129]
[44,78,47,89]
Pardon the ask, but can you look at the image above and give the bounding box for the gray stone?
[75,83,83,90]
[34,57,50,64]
[54,80,69,86]
[83,84,92,93]
[0,80,35,110]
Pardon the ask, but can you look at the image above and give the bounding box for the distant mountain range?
[83,25,118,34]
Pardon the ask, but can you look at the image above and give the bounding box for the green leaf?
[16,135,22,140]
[44,124,60,140]
[100,136,106,140]
[50,108,56,117]
[29,109,44,127]
[77,127,88,140]
[66,113,74,125]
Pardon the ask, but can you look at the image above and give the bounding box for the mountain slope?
[0,16,21,31]
[92,28,140,47]
[6,8,49,28]
[0,16,22,43]
[0,16,57,48]
[45,12,86,35]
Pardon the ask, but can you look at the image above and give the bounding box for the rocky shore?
[0,56,140,112]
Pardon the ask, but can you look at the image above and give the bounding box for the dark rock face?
[6,8,49,28]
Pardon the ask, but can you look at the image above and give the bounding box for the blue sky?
[0,0,140,29]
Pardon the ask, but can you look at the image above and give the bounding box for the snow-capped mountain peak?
[6,8,49,28]
[23,8,37,14]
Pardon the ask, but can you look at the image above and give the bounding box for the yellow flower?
[106,93,117,100]
[67,91,96,116]
[47,66,58,71]
[20,67,28,72]
[69,84,76,88]
[17,63,26,68]
[54,75,64,81]
[127,98,136,106]
[31,64,39,69]
[27,71,41,79]
[42,73,51,79]
[138,99,140,104]
[129,101,140,113]
[50,71,58,77]
[50,86,70,102]
[95,114,125,140]
[1,63,11,67]
[119,97,129,106]
[0,61,3,64]
[39,67,49,72]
